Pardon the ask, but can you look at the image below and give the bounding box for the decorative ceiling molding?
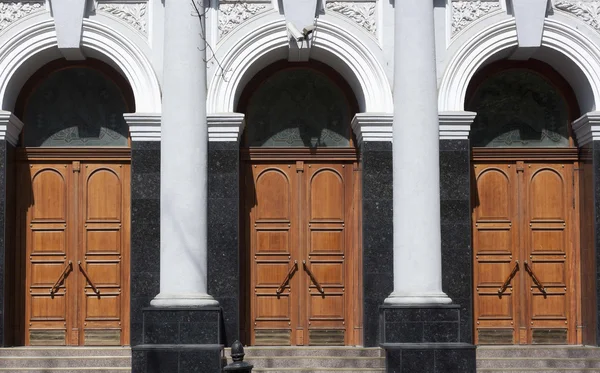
[97,2,147,35]
[218,2,271,39]
[326,1,376,35]
[554,1,600,33]
[0,1,45,34]
[451,0,502,37]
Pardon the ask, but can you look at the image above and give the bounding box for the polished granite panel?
[439,139,471,345]
[142,307,222,345]
[383,344,476,373]
[208,143,240,346]
[132,345,224,373]
[362,141,393,347]
[380,305,461,344]
[131,143,161,348]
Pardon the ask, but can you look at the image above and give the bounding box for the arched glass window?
[245,68,352,147]
[468,69,570,147]
[23,67,129,147]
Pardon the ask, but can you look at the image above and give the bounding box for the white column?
[151,0,217,307]
[385,1,451,305]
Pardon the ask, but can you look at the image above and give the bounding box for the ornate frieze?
[326,1,376,34]
[219,2,270,38]
[0,1,44,33]
[97,2,147,35]
[554,1,600,33]
[451,0,501,37]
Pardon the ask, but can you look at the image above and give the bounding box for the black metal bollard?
[223,340,253,372]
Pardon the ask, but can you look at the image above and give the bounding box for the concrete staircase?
[224,346,385,373]
[0,347,131,372]
[477,346,600,373]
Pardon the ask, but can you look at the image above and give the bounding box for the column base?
[132,307,223,373]
[150,292,219,307]
[380,304,475,373]
[384,292,452,305]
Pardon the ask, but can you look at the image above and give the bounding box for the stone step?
[227,355,385,369]
[0,367,131,373]
[477,346,600,359]
[477,370,600,373]
[0,356,131,368]
[227,347,384,358]
[477,357,600,369]
[0,347,132,357]
[251,370,385,373]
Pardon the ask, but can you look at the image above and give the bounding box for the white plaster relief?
[326,2,376,34]
[218,3,270,38]
[97,2,147,34]
[0,2,44,33]
[451,0,501,36]
[554,0,600,33]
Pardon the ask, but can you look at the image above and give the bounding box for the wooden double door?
[18,157,130,346]
[244,159,360,346]
[472,157,576,344]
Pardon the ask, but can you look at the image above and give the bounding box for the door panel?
[523,163,573,344]
[20,159,130,346]
[23,163,74,345]
[79,162,129,345]
[473,163,519,344]
[249,163,298,346]
[473,160,575,345]
[304,163,351,346]
[247,160,357,346]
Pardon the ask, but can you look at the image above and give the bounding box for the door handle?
[276,260,297,295]
[78,261,100,294]
[50,260,72,295]
[302,260,324,294]
[498,260,519,295]
[524,260,547,295]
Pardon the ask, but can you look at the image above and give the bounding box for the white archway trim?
[207,17,393,113]
[439,17,600,112]
[0,18,161,113]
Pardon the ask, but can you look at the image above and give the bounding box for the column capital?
[207,113,245,143]
[123,113,161,142]
[438,111,477,140]
[573,111,600,146]
[0,111,24,146]
[351,113,393,144]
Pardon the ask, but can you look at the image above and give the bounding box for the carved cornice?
[451,0,501,37]
[97,2,147,35]
[0,1,44,33]
[554,1,600,33]
[326,1,376,34]
[351,113,393,143]
[208,113,245,142]
[438,111,476,140]
[219,2,270,39]
[124,113,161,142]
[573,111,600,146]
[0,111,24,146]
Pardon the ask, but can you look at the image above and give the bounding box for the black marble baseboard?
[380,304,461,343]
[382,343,476,373]
[141,307,222,345]
[132,344,224,373]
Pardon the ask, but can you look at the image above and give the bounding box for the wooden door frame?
[471,150,579,344]
[240,148,362,346]
[12,147,131,346]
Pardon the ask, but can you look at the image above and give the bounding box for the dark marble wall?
[361,141,394,347]
[439,140,472,344]
[207,142,240,346]
[0,141,6,346]
[130,141,161,346]
[579,144,595,345]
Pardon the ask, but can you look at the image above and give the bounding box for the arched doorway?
[7,59,132,346]
[238,61,362,346]
[467,60,580,345]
